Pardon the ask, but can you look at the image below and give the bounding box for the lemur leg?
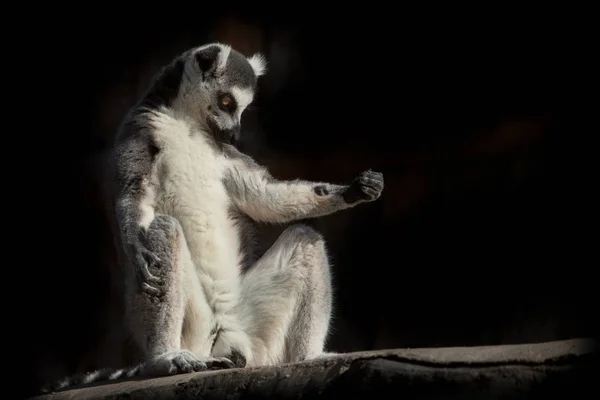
[237,224,333,366]
[126,214,233,375]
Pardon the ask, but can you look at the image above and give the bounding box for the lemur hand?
[342,170,384,204]
[131,240,163,296]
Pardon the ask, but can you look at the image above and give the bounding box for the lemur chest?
[152,133,232,223]
[148,114,242,276]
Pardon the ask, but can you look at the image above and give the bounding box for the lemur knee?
[280,224,328,274]
[147,215,183,239]
[145,215,184,261]
[281,224,325,248]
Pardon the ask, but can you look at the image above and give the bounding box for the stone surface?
[30,338,597,400]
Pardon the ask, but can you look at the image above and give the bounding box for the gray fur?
[41,42,384,394]
[113,118,163,295]
[221,49,259,89]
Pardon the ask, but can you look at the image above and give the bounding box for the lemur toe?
[227,349,247,368]
[207,357,235,370]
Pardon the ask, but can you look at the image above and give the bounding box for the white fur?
[216,44,232,72]
[248,53,267,77]
[138,184,156,230]
[82,371,100,384]
[231,86,254,121]
[148,108,253,362]
[150,109,239,284]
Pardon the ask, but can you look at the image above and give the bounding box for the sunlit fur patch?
[247,53,267,77]
[230,86,254,121]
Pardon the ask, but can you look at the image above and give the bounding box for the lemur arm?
[113,120,162,295]
[223,145,384,224]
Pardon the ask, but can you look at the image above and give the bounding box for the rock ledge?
[30,338,597,399]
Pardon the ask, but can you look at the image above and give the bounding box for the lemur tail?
[39,364,143,394]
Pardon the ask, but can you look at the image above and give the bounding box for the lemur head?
[177,43,266,145]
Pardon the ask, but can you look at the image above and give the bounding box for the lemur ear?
[195,45,222,74]
[247,53,267,77]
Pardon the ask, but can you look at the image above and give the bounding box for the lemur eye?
[218,94,236,113]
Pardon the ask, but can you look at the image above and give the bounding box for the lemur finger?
[147,274,162,284]
[361,187,381,199]
[360,169,382,176]
[359,174,384,186]
[141,282,162,296]
[139,259,162,284]
[360,170,382,179]
[358,180,384,193]
[146,251,161,266]
[135,262,159,292]
[135,253,157,280]
[359,179,382,190]
[143,252,165,285]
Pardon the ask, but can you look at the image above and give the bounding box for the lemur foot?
[211,330,251,368]
[343,170,384,203]
[225,348,247,368]
[147,350,234,376]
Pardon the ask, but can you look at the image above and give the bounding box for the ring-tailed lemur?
[42,42,384,393]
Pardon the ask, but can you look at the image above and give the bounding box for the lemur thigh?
[127,214,229,372]
[237,224,332,366]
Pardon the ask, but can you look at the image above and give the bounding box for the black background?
[15,7,594,396]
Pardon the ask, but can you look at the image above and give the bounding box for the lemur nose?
[228,126,241,145]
